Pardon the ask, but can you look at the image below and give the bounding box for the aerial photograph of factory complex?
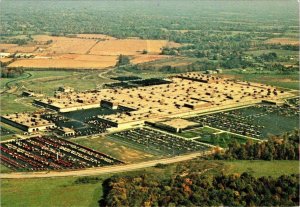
[0,0,299,206]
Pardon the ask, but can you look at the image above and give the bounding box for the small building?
[57,127,75,137]
[0,53,11,58]
[205,70,217,74]
[22,90,36,97]
[22,90,44,97]
[101,99,119,109]
[154,118,200,133]
[216,69,223,73]
[57,86,74,93]
[14,53,34,58]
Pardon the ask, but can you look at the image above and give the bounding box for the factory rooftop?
[1,112,56,132]
[34,72,293,128]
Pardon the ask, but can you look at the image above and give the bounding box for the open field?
[1,176,105,207]
[265,38,299,45]
[0,70,113,96]
[71,136,157,163]
[131,55,170,64]
[2,35,179,69]
[8,56,117,69]
[218,71,300,90]
[194,132,252,148]
[178,127,219,139]
[1,160,298,207]
[75,34,116,40]
[89,39,179,56]
[138,56,199,68]
[0,44,18,51]
[225,160,299,177]
[32,35,97,54]
[0,94,36,114]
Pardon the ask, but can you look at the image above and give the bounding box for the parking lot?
[186,103,299,139]
[0,136,122,171]
[110,127,210,155]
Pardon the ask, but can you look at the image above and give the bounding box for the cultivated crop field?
[265,38,299,45]
[8,56,118,69]
[2,35,178,69]
[89,39,179,55]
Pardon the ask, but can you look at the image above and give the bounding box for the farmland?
[1,34,179,69]
[265,38,299,46]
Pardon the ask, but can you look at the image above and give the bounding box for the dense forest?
[100,172,299,207]
[214,130,299,160]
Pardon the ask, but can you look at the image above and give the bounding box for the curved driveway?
[0,151,212,179]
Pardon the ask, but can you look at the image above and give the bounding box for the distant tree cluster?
[214,130,299,160]
[116,54,131,67]
[1,68,24,78]
[100,172,299,207]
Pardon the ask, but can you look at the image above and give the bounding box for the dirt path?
[1,72,32,94]
[0,151,212,179]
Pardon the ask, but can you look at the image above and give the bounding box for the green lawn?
[1,176,105,207]
[0,165,13,173]
[0,94,36,114]
[173,127,220,139]
[223,160,299,177]
[220,70,299,90]
[71,136,158,163]
[195,133,252,148]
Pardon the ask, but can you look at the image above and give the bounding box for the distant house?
[0,53,11,58]
[57,86,74,93]
[205,70,217,74]
[14,53,34,58]
[216,69,223,73]
[22,91,36,97]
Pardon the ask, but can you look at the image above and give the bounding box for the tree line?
[1,68,24,78]
[213,130,299,160]
[100,172,299,207]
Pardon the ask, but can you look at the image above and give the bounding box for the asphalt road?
[0,151,212,179]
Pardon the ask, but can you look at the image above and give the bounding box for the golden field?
[265,38,299,46]
[0,34,180,69]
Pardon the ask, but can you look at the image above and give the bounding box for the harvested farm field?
[75,33,117,40]
[33,36,97,55]
[265,38,299,45]
[0,43,18,50]
[8,55,118,69]
[89,39,180,55]
[2,34,180,69]
[6,45,37,53]
[131,55,170,64]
